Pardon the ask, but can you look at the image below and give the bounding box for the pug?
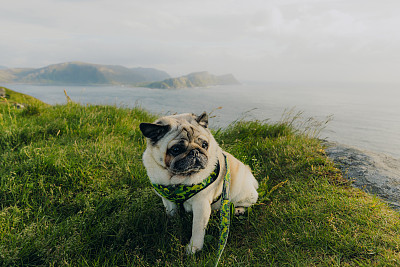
[139,112,258,254]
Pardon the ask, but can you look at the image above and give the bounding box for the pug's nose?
[189,149,199,157]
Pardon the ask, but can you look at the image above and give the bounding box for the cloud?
[1,0,400,82]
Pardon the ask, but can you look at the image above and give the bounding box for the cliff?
[143,71,240,89]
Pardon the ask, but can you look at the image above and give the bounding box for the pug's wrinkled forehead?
[140,112,209,145]
[156,113,207,128]
[157,113,208,140]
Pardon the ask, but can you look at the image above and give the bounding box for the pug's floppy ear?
[139,123,170,143]
[196,112,208,128]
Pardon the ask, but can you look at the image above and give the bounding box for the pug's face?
[140,112,215,175]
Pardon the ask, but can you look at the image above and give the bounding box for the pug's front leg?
[162,198,178,217]
[186,201,212,254]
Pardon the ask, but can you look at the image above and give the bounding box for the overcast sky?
[1,0,400,83]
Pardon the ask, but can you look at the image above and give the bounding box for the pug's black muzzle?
[171,149,208,175]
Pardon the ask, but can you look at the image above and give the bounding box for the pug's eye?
[169,145,185,156]
[202,141,209,150]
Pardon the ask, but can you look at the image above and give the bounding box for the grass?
[1,93,400,266]
[0,87,47,107]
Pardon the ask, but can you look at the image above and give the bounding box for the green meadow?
[1,88,400,266]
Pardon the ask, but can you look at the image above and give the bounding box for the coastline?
[325,142,400,210]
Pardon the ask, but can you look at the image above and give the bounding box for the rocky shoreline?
[324,142,400,210]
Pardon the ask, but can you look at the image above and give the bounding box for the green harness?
[151,158,221,204]
[151,154,233,267]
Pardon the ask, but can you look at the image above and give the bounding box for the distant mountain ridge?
[0,62,170,85]
[144,71,240,89]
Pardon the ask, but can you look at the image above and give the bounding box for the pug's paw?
[185,244,201,255]
[235,207,246,215]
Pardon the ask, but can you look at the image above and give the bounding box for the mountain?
[0,66,7,69]
[0,62,170,85]
[143,71,240,89]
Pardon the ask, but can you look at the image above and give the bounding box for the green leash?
[151,155,233,266]
[215,155,233,267]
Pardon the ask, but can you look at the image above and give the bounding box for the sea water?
[4,82,400,159]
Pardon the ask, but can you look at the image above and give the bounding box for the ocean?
[4,82,400,159]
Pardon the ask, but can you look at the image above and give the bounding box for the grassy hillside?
[0,86,48,106]
[1,103,400,266]
[144,71,240,89]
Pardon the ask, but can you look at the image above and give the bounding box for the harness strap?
[151,160,220,204]
[215,154,234,267]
